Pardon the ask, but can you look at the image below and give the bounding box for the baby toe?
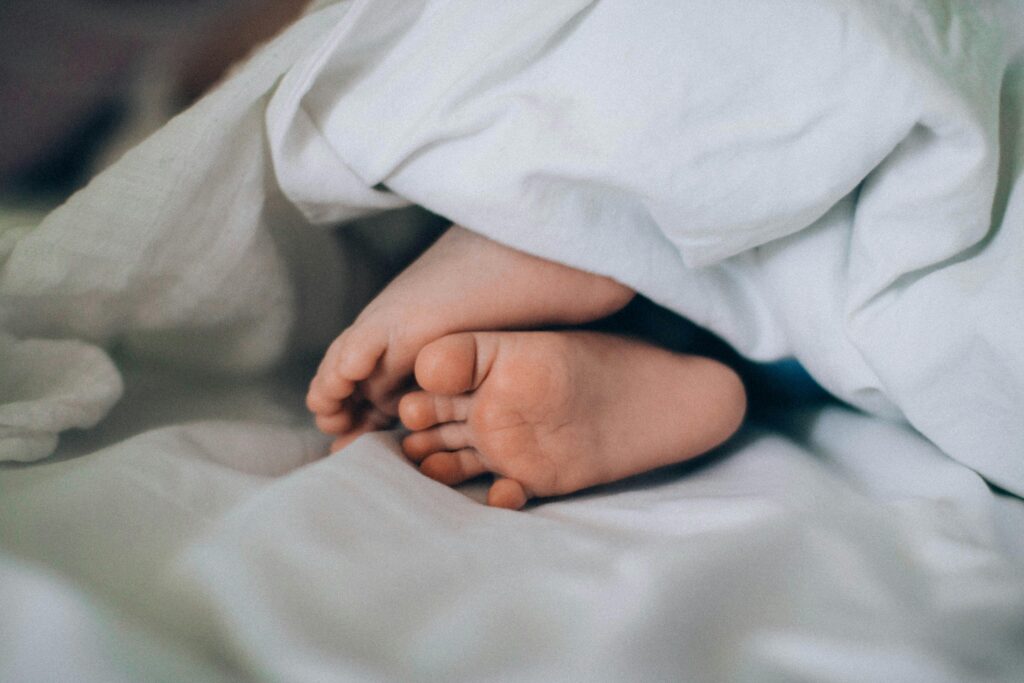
[398,391,471,431]
[401,422,472,461]
[420,449,487,486]
[486,477,529,510]
[306,378,342,414]
[315,409,354,435]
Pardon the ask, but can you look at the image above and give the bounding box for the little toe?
[398,391,471,431]
[305,376,344,414]
[315,409,354,435]
[487,477,529,510]
[401,423,473,461]
[419,449,487,486]
[415,332,499,396]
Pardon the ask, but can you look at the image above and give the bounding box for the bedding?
[2,364,1023,682]
[2,1,1023,680]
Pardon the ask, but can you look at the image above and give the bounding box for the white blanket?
[2,0,1022,491]
[267,0,1024,493]
[1,1,1023,680]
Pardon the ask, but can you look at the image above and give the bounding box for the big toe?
[415,332,493,396]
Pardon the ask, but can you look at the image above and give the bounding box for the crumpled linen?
[0,4,1023,679]
[0,334,121,461]
[1,0,1022,503]
[268,0,1024,493]
[1,388,1023,682]
[0,2,365,461]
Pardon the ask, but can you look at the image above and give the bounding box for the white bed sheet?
[2,359,1024,682]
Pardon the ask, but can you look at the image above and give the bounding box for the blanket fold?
[0,4,356,460]
[1,0,1022,496]
[268,0,1024,494]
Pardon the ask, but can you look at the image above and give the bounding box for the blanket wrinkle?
[275,0,1024,494]
[1,1,1023,496]
[0,333,122,462]
[0,4,359,463]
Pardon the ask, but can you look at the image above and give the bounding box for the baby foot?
[306,226,634,450]
[398,331,747,509]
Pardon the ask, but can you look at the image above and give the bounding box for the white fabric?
[0,333,121,461]
[0,555,234,683]
[2,1,1024,680]
[1,0,1020,489]
[2,362,1023,682]
[0,3,352,462]
[268,0,1024,495]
